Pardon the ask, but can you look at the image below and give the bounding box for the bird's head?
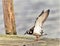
[24,29,33,35]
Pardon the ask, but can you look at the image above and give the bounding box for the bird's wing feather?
[35,9,50,25]
[35,10,44,24]
[28,10,44,31]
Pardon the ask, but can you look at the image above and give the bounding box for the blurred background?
[0,0,60,38]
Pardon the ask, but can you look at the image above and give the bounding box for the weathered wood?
[0,35,59,46]
[2,0,17,35]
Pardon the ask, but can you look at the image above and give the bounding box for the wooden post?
[2,0,17,35]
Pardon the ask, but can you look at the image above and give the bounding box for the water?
[0,0,60,38]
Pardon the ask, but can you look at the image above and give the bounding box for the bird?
[24,9,50,41]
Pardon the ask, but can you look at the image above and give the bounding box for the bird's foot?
[34,35,40,41]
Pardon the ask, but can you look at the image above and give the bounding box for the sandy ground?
[0,35,60,46]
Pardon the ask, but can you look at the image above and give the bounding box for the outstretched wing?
[35,9,50,26]
[35,10,44,24]
[33,9,50,35]
[24,9,50,35]
[24,10,45,35]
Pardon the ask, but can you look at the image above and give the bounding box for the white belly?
[33,25,42,35]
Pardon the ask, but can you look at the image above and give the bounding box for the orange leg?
[35,35,40,41]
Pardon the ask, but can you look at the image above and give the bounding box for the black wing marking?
[35,10,44,23]
[35,9,50,25]
[24,26,35,35]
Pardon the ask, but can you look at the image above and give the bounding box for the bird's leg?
[35,35,40,41]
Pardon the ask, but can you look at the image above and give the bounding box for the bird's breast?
[33,25,42,35]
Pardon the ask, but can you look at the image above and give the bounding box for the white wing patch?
[33,24,42,35]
